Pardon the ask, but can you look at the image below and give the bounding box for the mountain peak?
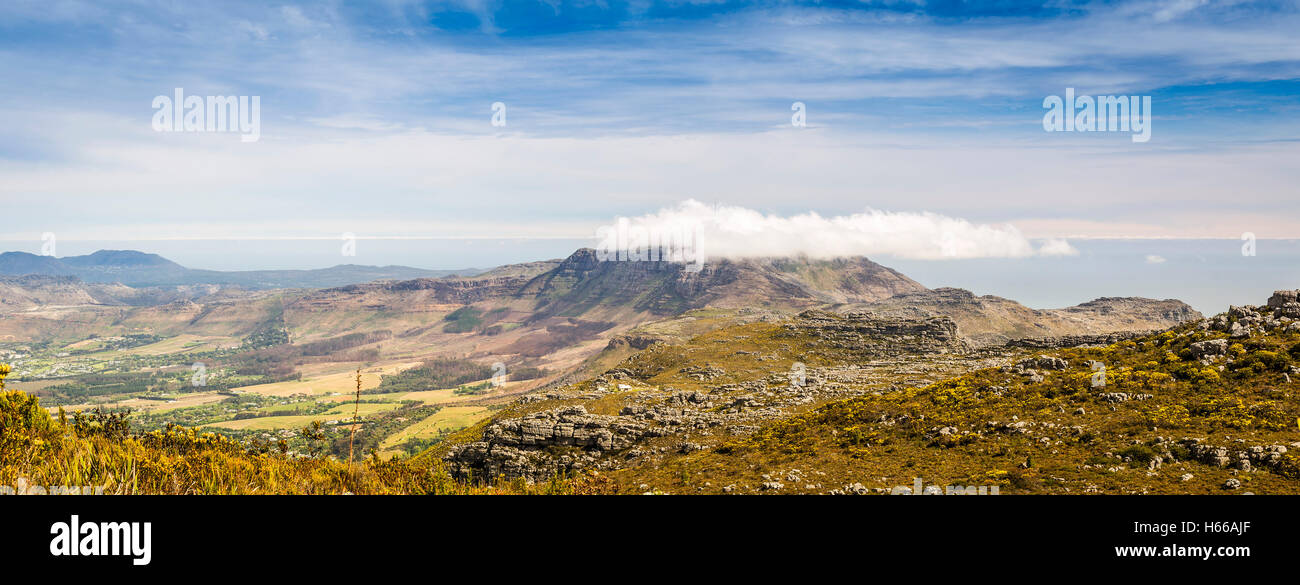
[62,249,184,268]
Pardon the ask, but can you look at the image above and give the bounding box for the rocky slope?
[440,310,1000,483]
[433,291,1300,495]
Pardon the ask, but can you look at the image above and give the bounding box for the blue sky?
[1,0,1299,250]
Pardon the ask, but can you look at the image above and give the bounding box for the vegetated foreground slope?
[435,292,1300,495]
[0,365,613,495]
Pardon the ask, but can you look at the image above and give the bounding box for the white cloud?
[601,200,1078,261]
[1039,239,1081,257]
[1146,254,1168,263]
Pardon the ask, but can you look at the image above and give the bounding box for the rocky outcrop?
[1005,331,1153,349]
[1003,355,1070,383]
[1177,438,1290,472]
[1062,297,1201,323]
[782,311,969,355]
[443,405,668,483]
[606,334,663,350]
[1198,290,1300,338]
[1189,339,1229,360]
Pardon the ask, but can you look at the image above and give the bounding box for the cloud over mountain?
[601,200,1078,261]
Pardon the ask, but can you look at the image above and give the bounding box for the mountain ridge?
[0,249,479,289]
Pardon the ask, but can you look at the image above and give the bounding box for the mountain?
[519,249,926,319]
[286,248,930,356]
[277,249,1199,376]
[0,250,475,289]
[840,287,1202,346]
[57,250,190,285]
[0,247,1203,385]
[0,252,75,276]
[296,249,925,321]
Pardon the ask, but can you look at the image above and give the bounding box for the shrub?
[1118,445,1157,464]
[1145,405,1191,428]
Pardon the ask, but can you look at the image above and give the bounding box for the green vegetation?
[442,306,484,333]
[642,323,1300,494]
[0,365,613,494]
[368,358,494,394]
[509,365,550,381]
[242,315,290,349]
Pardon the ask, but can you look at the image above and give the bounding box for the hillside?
[0,364,609,494]
[433,291,1300,495]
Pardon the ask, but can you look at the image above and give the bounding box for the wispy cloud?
[0,1,1299,246]
[603,200,1078,260]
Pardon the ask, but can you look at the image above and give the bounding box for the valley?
[0,246,1229,491]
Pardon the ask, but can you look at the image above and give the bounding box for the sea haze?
[6,238,1292,315]
[881,239,1300,315]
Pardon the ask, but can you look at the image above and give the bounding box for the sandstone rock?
[1017,355,1068,371]
[1267,290,1299,309]
[444,405,664,482]
[1189,339,1228,360]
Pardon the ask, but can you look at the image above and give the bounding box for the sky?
[0,0,1298,305]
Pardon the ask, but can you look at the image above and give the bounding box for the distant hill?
[0,252,75,276]
[0,250,477,289]
[839,287,1202,346]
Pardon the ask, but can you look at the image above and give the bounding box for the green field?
[379,406,490,451]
